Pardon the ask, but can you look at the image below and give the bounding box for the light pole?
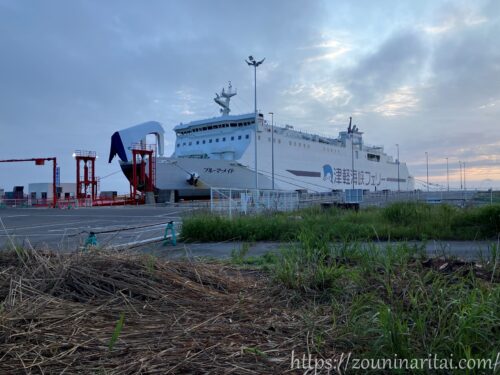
[459,161,463,190]
[351,130,355,190]
[463,162,466,191]
[268,112,275,190]
[396,144,400,192]
[446,157,449,191]
[425,152,429,191]
[246,55,265,189]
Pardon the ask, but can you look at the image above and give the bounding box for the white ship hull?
[119,126,413,194]
[110,83,414,200]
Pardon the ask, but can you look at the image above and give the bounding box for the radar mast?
[214,81,237,116]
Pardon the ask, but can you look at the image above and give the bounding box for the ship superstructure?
[110,82,413,200]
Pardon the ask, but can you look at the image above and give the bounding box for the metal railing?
[210,188,299,217]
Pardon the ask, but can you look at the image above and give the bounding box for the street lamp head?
[248,55,254,61]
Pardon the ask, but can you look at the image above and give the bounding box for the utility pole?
[246,55,265,189]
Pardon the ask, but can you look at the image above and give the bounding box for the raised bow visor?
[108,121,165,163]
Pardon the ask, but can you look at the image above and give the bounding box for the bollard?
[163,221,176,246]
[84,231,98,250]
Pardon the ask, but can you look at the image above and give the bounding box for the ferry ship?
[109,82,413,201]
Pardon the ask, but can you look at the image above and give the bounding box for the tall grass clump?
[271,239,500,368]
[181,213,298,241]
[182,203,500,242]
[452,204,500,239]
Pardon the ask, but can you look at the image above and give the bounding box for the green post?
[84,231,98,250]
[163,221,176,246]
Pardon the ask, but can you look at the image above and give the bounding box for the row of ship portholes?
[177,134,251,147]
[257,136,342,154]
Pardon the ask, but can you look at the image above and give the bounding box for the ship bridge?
[173,113,265,160]
[173,82,266,161]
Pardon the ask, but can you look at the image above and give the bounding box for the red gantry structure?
[130,143,156,203]
[0,157,58,208]
[74,150,98,201]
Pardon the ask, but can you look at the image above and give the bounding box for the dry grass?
[0,249,307,374]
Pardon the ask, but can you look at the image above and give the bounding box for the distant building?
[28,183,76,200]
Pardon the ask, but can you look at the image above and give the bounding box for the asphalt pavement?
[0,206,496,261]
[0,206,191,251]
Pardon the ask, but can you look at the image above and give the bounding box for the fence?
[0,196,137,209]
[210,188,299,217]
[299,189,500,208]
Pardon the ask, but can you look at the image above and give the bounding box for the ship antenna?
[214,81,237,116]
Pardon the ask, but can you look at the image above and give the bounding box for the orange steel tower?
[0,157,58,208]
[130,143,155,202]
[74,150,97,200]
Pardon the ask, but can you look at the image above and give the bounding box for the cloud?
[340,30,427,108]
[369,86,420,117]
[0,0,499,191]
[302,39,351,62]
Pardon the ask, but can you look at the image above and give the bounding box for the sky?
[0,0,499,193]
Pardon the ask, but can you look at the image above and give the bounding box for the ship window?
[230,123,236,127]
[189,142,192,146]
[231,136,234,141]
[209,139,212,143]
[176,143,180,148]
[238,135,242,140]
[203,127,207,131]
[222,137,226,141]
[183,142,186,146]
[289,141,292,146]
[203,140,206,144]
[245,134,249,139]
[216,138,219,142]
[367,153,380,162]
[196,141,199,145]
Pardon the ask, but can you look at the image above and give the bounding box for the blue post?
[164,221,176,246]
